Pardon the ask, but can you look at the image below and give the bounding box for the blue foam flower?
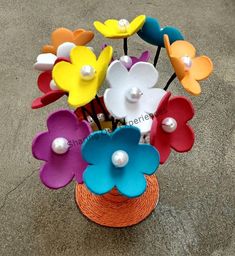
[137,16,184,47]
[82,126,160,198]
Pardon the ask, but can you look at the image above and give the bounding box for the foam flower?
[42,28,94,54]
[119,51,150,70]
[137,16,184,47]
[102,44,150,70]
[32,110,92,189]
[150,92,195,164]
[32,58,69,109]
[164,35,213,95]
[94,15,146,39]
[104,60,166,134]
[82,126,159,198]
[53,46,113,108]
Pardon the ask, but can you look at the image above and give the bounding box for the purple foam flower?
[130,51,150,65]
[32,110,92,189]
[102,44,150,70]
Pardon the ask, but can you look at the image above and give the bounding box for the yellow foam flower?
[52,46,113,108]
[94,15,146,39]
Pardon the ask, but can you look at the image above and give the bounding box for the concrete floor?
[0,0,234,255]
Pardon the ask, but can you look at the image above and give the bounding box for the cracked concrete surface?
[0,0,234,255]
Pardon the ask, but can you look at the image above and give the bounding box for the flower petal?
[104,88,127,118]
[96,46,113,83]
[31,91,65,109]
[190,56,213,81]
[116,172,147,198]
[106,60,129,88]
[47,110,78,133]
[42,45,56,54]
[37,71,52,93]
[51,28,74,49]
[141,88,166,114]
[139,51,151,62]
[52,61,78,94]
[83,164,115,195]
[67,86,97,108]
[34,53,57,71]
[104,19,119,33]
[170,40,196,58]
[94,21,114,37]
[133,144,159,175]
[40,162,74,189]
[181,74,201,96]
[170,124,195,152]
[150,117,171,164]
[56,42,76,58]
[167,96,194,122]
[70,46,97,67]
[112,125,141,145]
[32,132,51,161]
[128,15,146,36]
[125,111,153,134]
[73,30,94,45]
[129,62,159,89]
[82,130,111,165]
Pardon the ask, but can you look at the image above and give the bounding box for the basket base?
[75,175,159,228]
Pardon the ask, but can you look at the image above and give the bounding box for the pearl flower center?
[112,150,129,168]
[120,55,133,69]
[51,137,69,154]
[161,117,177,133]
[126,87,143,103]
[181,56,192,71]
[80,65,96,80]
[49,80,58,90]
[118,19,130,32]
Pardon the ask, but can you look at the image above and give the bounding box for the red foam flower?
[32,58,69,109]
[150,92,195,164]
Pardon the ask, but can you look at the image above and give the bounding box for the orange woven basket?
[75,174,159,227]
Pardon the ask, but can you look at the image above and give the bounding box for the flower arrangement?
[32,15,213,227]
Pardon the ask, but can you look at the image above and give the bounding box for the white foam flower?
[33,53,57,71]
[104,60,166,134]
[34,42,76,71]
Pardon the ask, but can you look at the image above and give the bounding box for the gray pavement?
[0,0,234,255]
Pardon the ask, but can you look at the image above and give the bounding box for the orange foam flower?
[164,35,213,96]
[42,28,94,54]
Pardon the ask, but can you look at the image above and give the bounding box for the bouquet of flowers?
[32,15,213,227]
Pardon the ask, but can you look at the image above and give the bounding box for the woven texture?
[75,175,159,227]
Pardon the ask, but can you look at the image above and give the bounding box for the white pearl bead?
[120,55,133,69]
[112,150,129,168]
[80,65,95,80]
[49,80,58,90]
[126,87,143,103]
[181,56,192,70]
[162,117,177,133]
[118,19,130,32]
[51,137,69,154]
[97,113,105,121]
[87,116,94,124]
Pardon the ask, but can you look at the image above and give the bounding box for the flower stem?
[90,101,102,130]
[95,95,109,120]
[123,38,128,55]
[164,73,177,91]
[153,46,161,67]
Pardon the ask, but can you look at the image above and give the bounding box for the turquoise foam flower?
[137,16,184,47]
[82,126,160,198]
